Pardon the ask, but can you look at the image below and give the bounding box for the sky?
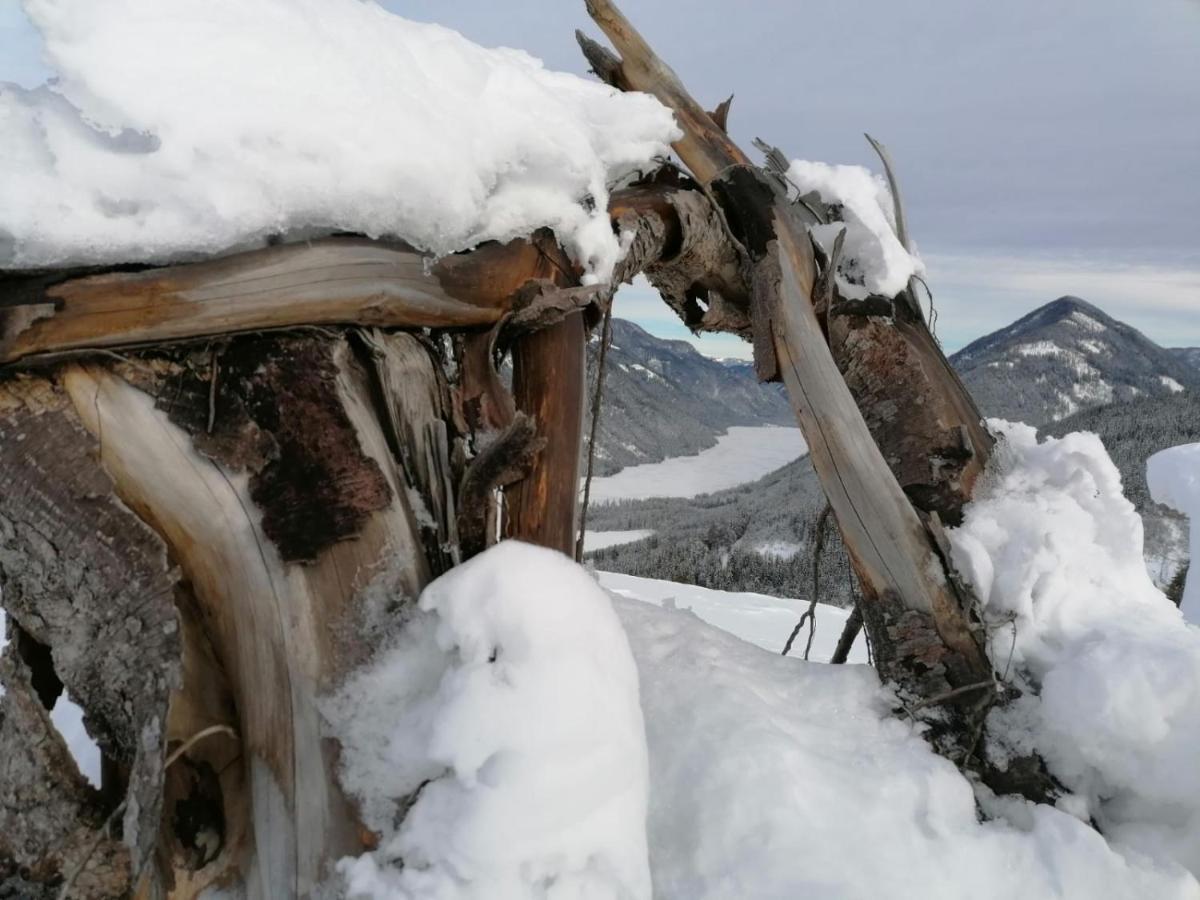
[1,0,1197,357]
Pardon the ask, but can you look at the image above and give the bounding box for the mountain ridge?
[950,296,1199,424]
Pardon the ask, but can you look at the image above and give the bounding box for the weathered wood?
[506,313,588,555]
[0,235,573,365]
[42,334,440,898]
[578,9,751,184]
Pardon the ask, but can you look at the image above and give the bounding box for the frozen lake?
[586,426,807,503]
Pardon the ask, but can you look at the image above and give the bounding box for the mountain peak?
[951,299,1199,425]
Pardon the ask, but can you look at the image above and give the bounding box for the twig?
[905,679,994,714]
[782,503,831,659]
[576,301,614,562]
[58,725,238,900]
[206,344,220,434]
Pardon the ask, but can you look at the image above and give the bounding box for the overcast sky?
[2,0,1197,355]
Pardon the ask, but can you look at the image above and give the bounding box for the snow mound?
[615,595,1198,899]
[786,158,922,300]
[1148,442,1200,622]
[2,0,678,280]
[325,541,650,900]
[950,422,1200,876]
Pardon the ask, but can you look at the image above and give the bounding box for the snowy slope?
[1,0,677,279]
[326,543,1200,899]
[617,596,1199,900]
[598,570,864,662]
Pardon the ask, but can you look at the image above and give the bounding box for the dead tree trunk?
[579,0,1055,795]
[0,19,1063,892]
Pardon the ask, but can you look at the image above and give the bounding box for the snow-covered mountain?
[951,296,1199,424]
[586,319,792,475]
[591,298,1196,598]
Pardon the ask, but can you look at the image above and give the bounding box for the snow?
[785,158,922,300]
[1079,338,1109,355]
[321,540,1200,898]
[1068,311,1108,333]
[1161,375,1186,394]
[51,690,102,787]
[614,595,1199,900]
[752,539,802,561]
[585,530,655,552]
[598,571,864,662]
[629,363,661,381]
[1148,442,1200,622]
[326,541,650,900]
[587,426,806,503]
[1,0,678,282]
[949,421,1200,876]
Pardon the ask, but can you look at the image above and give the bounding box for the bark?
[0,329,462,897]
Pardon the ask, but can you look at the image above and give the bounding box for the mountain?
[951,296,1199,425]
[588,299,1194,600]
[585,319,793,475]
[1171,347,1200,370]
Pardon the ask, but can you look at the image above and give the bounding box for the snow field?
[326,540,1199,898]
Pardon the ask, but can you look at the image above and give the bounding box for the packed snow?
[1161,375,1186,394]
[1,0,678,280]
[786,158,922,300]
[950,421,1200,876]
[325,542,1199,899]
[586,426,806,502]
[585,530,656,552]
[598,570,864,662]
[1148,442,1200,622]
[616,595,1198,900]
[325,542,651,900]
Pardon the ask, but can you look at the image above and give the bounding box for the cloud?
[925,254,1200,350]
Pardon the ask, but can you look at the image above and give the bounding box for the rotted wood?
[0,330,454,898]
[0,374,180,896]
